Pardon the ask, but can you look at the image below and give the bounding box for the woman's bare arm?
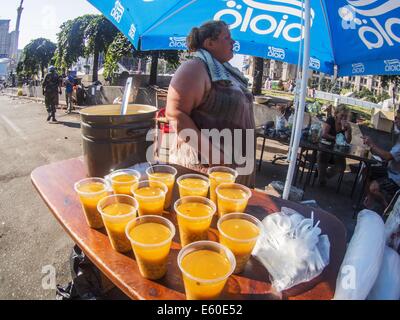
[166,59,222,164]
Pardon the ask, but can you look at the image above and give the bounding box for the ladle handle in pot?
[120,77,133,115]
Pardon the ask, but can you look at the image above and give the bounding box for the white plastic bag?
[384,200,400,253]
[368,246,400,300]
[333,210,385,300]
[253,208,330,292]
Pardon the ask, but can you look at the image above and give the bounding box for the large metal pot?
[80,104,157,177]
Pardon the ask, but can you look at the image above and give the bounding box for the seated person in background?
[275,104,288,131]
[363,113,400,212]
[321,104,333,120]
[317,104,352,186]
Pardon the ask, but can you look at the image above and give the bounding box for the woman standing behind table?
[166,21,256,187]
[317,104,352,186]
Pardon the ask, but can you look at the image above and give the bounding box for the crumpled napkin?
[253,207,330,292]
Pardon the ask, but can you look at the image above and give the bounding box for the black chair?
[256,121,274,172]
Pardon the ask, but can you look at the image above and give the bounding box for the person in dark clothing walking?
[64,71,75,113]
[42,66,62,123]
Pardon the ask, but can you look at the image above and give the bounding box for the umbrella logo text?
[309,57,320,70]
[352,62,365,74]
[267,46,285,60]
[339,1,400,50]
[384,59,400,72]
[233,41,241,52]
[169,37,187,49]
[214,0,315,42]
[129,24,136,40]
[111,0,125,24]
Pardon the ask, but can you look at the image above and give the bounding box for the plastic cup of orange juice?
[216,183,251,217]
[132,180,167,216]
[146,165,177,209]
[97,194,138,253]
[174,196,216,246]
[108,169,140,195]
[217,213,263,273]
[207,166,238,205]
[177,174,209,198]
[74,177,111,229]
[177,241,236,300]
[126,215,175,280]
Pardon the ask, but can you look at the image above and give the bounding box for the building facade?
[0,20,12,59]
[244,55,399,102]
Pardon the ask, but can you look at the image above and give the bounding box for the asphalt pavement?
[0,95,81,299]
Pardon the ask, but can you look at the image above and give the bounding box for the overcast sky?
[0,0,100,48]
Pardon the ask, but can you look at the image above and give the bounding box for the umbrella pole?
[286,71,302,161]
[287,0,305,162]
[282,0,311,200]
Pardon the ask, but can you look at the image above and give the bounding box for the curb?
[1,94,85,110]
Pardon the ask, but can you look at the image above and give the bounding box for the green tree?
[54,15,96,71]
[18,38,56,77]
[103,32,132,80]
[381,75,400,104]
[104,32,180,85]
[84,15,119,82]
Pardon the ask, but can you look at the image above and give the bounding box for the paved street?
[0,95,81,299]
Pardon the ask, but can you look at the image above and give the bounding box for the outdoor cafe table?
[256,127,378,207]
[298,140,379,210]
[31,157,347,300]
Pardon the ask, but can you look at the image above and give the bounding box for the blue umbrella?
[87,0,400,198]
[87,0,400,77]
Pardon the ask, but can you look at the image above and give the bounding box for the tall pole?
[16,0,24,32]
[10,0,23,72]
[282,0,311,200]
[287,1,305,162]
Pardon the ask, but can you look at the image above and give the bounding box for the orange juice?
[176,202,214,246]
[76,181,108,229]
[134,186,165,216]
[111,173,139,195]
[147,166,177,209]
[180,249,231,300]
[100,202,136,253]
[216,184,251,216]
[208,171,236,204]
[177,175,209,198]
[219,218,260,273]
[128,222,173,280]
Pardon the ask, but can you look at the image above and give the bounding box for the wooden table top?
[31,157,347,300]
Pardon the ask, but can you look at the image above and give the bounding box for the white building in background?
[0,20,12,59]
[0,1,24,78]
[244,56,399,102]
